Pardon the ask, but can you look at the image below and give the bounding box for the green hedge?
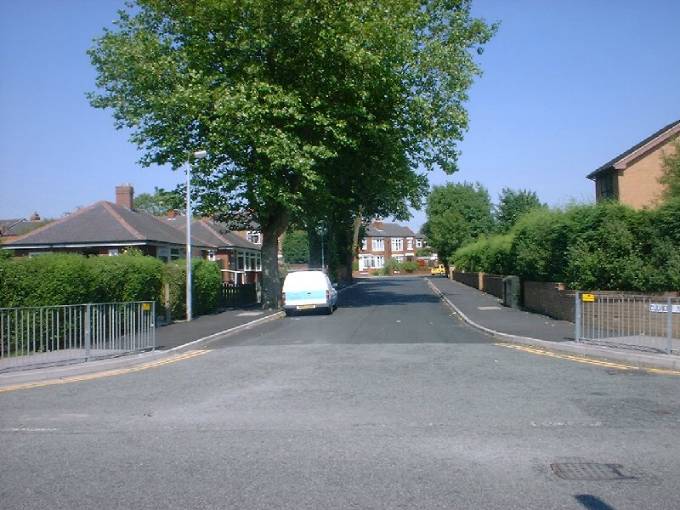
[0,253,223,318]
[450,200,680,292]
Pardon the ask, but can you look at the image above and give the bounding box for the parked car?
[430,264,446,277]
[282,270,338,316]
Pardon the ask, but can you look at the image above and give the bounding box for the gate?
[0,301,156,371]
[575,292,680,354]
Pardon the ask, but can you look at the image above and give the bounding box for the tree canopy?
[88,0,495,305]
[494,187,545,233]
[134,187,183,215]
[282,230,310,265]
[423,182,494,264]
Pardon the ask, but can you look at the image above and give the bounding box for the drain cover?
[551,463,636,481]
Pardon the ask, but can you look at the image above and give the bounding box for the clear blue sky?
[1,1,679,232]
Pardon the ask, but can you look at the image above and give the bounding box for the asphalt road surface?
[2,277,679,510]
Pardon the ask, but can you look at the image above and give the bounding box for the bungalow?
[587,119,679,208]
[0,213,51,244]
[2,185,213,260]
[163,214,261,284]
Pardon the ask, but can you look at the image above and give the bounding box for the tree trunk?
[260,207,289,309]
[307,227,322,269]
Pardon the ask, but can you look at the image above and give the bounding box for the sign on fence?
[581,293,596,302]
[649,303,680,314]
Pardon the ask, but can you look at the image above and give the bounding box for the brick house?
[164,214,261,284]
[2,185,213,260]
[357,220,423,271]
[587,119,679,208]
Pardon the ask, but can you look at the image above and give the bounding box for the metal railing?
[0,301,155,371]
[575,292,680,354]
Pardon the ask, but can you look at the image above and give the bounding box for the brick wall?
[482,274,504,299]
[452,271,481,289]
[522,281,575,322]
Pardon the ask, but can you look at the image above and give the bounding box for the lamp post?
[186,149,207,321]
[316,223,327,272]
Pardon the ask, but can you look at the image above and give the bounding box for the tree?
[495,187,545,233]
[282,230,309,265]
[134,187,183,215]
[424,182,494,265]
[88,0,495,305]
[660,138,680,201]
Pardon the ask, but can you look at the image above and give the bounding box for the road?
[2,277,679,510]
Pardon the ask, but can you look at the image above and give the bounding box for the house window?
[362,255,385,269]
[170,248,182,261]
[237,252,245,270]
[256,253,262,271]
[361,238,367,251]
[108,248,119,256]
[415,239,423,248]
[247,231,262,244]
[599,173,617,200]
[207,250,216,261]
[391,238,403,252]
[406,238,413,251]
[372,238,384,251]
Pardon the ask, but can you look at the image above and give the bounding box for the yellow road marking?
[0,349,210,394]
[494,343,680,376]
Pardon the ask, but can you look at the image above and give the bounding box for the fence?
[0,301,155,371]
[220,283,259,308]
[575,292,680,354]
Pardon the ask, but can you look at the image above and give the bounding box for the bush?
[449,201,680,292]
[399,261,418,273]
[0,253,222,317]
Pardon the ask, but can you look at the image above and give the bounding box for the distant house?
[2,185,213,260]
[163,214,261,284]
[587,120,679,208]
[357,220,421,271]
[0,213,51,244]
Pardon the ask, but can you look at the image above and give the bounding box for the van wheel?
[285,309,294,317]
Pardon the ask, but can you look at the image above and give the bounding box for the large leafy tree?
[88,0,495,305]
[424,182,494,265]
[494,187,545,233]
[134,187,183,215]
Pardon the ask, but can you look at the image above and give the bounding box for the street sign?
[581,293,596,302]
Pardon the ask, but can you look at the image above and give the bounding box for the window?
[406,238,413,251]
[247,231,262,244]
[391,238,403,252]
[362,255,385,269]
[372,238,384,251]
[599,173,617,200]
[207,250,216,261]
[108,248,119,256]
[170,248,181,261]
[256,253,262,270]
[361,238,367,251]
[415,239,423,248]
[237,252,245,270]
[394,255,405,262]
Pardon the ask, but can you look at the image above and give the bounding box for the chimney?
[115,184,134,209]
[29,211,41,221]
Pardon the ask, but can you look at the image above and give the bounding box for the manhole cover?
[551,463,636,481]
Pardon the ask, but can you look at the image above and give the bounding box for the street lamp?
[186,149,207,321]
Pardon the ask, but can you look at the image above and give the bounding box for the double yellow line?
[495,343,680,376]
[0,349,210,394]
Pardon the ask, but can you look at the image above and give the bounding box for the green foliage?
[660,139,680,201]
[282,230,310,264]
[400,261,418,273]
[451,234,513,275]
[449,201,680,292]
[495,187,545,233]
[0,254,222,317]
[424,182,494,263]
[416,246,433,257]
[134,187,183,215]
[88,0,496,305]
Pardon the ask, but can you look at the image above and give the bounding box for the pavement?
[427,276,680,371]
[2,277,680,510]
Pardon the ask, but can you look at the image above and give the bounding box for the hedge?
[0,253,224,318]
[450,200,680,292]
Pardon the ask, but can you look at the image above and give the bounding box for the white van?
[282,270,338,316]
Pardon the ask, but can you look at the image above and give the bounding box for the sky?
[1,1,679,232]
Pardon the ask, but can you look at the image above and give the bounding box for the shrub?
[399,261,418,273]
